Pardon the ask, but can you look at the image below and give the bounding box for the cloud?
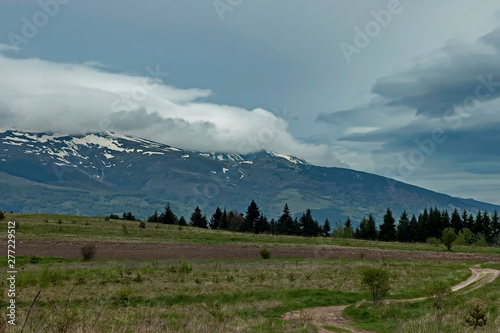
[0,47,345,167]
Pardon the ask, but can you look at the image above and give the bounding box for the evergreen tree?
[366,214,378,240]
[255,215,270,234]
[147,210,159,223]
[210,207,223,229]
[190,206,208,228]
[300,209,319,237]
[178,216,187,226]
[219,209,229,230]
[472,211,483,235]
[243,200,261,233]
[461,210,469,229]
[355,217,368,239]
[467,214,475,231]
[269,218,277,235]
[396,211,410,242]
[122,212,136,221]
[344,217,354,238]
[379,208,397,241]
[159,203,177,225]
[441,210,450,230]
[277,204,295,235]
[492,211,500,240]
[322,218,331,237]
[292,217,301,236]
[428,207,443,238]
[482,211,493,244]
[227,210,244,232]
[415,208,430,242]
[408,214,418,242]
[451,208,463,234]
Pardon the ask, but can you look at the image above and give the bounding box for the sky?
[0,0,499,205]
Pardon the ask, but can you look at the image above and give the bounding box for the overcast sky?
[0,0,499,205]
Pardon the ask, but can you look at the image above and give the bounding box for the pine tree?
[492,211,500,240]
[415,208,429,242]
[147,210,159,223]
[379,208,396,241]
[277,204,294,235]
[472,211,483,235]
[482,211,493,244]
[462,210,469,229]
[322,218,331,237]
[299,209,318,237]
[190,206,207,228]
[366,214,378,240]
[255,215,270,234]
[441,210,450,230]
[159,203,178,225]
[220,209,229,230]
[451,208,462,234]
[408,214,418,242]
[243,200,261,233]
[344,217,354,238]
[178,216,187,226]
[210,207,223,229]
[396,211,410,242]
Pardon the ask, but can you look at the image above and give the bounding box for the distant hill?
[0,130,498,224]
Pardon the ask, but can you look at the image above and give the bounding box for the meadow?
[0,213,499,332]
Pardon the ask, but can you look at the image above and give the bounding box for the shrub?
[122,224,129,234]
[441,228,457,251]
[427,280,451,310]
[178,258,193,274]
[81,243,96,261]
[29,256,40,264]
[0,211,4,221]
[259,248,271,259]
[465,303,487,328]
[426,237,441,246]
[361,267,391,304]
[138,221,146,229]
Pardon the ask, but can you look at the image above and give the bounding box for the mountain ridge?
[0,130,498,223]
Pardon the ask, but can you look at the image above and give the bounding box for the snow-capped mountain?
[0,130,498,221]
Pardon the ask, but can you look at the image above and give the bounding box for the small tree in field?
[361,267,391,304]
[0,211,5,221]
[442,228,457,251]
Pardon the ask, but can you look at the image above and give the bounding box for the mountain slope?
[0,130,498,223]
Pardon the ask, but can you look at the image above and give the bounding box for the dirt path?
[4,239,500,262]
[281,267,500,333]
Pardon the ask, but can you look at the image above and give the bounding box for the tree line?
[144,202,500,246]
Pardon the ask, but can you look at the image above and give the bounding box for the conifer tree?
[210,207,223,229]
[396,211,410,242]
[243,200,261,233]
[190,206,207,228]
[299,209,318,237]
[451,208,463,234]
[408,214,418,242]
[219,208,229,230]
[322,218,331,237]
[178,216,187,226]
[344,217,354,238]
[379,208,396,241]
[159,203,177,225]
[147,210,159,223]
[277,204,294,235]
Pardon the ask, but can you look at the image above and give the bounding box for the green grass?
[344,267,500,332]
[0,257,481,332]
[323,326,350,332]
[4,213,500,255]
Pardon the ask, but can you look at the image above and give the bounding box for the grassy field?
[4,213,500,255]
[0,257,487,333]
[1,213,499,332]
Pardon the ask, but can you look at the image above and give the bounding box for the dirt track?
[7,239,500,262]
[282,267,500,333]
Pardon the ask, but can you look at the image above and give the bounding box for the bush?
[361,267,391,304]
[427,280,451,310]
[442,228,457,251]
[426,237,441,246]
[178,258,193,274]
[138,221,146,229]
[29,256,40,264]
[259,248,271,259]
[81,243,96,261]
[0,211,5,221]
[465,303,487,328]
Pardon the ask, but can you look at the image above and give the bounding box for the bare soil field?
[6,239,500,262]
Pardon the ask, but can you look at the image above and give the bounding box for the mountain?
[0,130,498,224]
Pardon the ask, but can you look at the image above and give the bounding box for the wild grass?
[3,213,500,255]
[0,257,479,332]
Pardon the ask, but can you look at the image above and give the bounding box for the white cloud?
[0,46,345,167]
